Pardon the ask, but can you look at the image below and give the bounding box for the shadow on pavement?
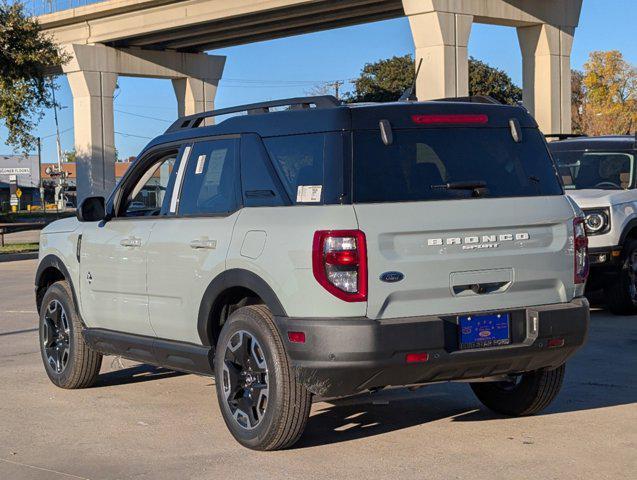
[0,327,38,337]
[296,310,637,448]
[95,364,186,388]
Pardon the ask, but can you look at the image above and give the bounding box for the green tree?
[468,57,521,105]
[0,2,68,152]
[347,55,522,104]
[348,55,415,103]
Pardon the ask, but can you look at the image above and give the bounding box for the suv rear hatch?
[350,103,579,319]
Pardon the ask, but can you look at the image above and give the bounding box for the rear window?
[550,149,634,190]
[353,128,562,203]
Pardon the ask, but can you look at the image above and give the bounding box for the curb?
[0,252,39,263]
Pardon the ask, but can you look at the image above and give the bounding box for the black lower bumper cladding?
[275,298,589,397]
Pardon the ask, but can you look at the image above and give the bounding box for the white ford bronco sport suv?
[549,134,637,314]
[36,96,590,450]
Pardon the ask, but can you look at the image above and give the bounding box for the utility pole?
[50,81,63,170]
[37,136,44,208]
[49,79,66,210]
[331,80,345,100]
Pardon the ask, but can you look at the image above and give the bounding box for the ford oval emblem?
[380,271,404,283]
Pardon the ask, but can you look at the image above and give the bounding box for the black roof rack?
[434,95,501,105]
[165,95,340,133]
[544,133,588,141]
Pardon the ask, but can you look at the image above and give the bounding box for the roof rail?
[434,95,501,105]
[165,95,340,133]
[544,133,588,141]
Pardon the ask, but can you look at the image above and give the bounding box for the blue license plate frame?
[458,312,511,350]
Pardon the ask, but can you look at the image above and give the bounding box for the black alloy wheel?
[221,330,269,430]
[42,299,71,374]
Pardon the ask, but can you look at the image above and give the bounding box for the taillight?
[312,230,367,302]
[573,217,589,284]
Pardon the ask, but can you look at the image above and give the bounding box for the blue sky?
[2,0,637,161]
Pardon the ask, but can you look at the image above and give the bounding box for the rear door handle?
[120,237,142,248]
[190,238,217,250]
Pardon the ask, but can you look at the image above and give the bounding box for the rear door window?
[353,128,562,203]
[178,138,239,215]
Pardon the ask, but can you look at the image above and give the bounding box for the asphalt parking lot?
[1,259,635,480]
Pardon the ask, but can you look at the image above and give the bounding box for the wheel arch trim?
[619,217,637,245]
[197,268,287,346]
[35,254,79,315]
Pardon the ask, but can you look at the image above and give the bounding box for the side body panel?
[227,205,364,319]
[146,214,240,344]
[38,219,84,312]
[79,219,156,336]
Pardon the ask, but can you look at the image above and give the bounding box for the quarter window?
[263,134,325,202]
[178,138,239,215]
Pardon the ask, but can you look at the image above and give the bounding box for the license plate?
[458,312,510,350]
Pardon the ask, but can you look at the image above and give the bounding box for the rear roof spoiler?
[433,95,501,105]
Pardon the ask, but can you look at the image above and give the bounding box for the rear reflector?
[547,338,565,348]
[405,352,429,364]
[411,114,488,125]
[287,331,306,344]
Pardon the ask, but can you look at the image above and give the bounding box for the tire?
[214,305,311,450]
[39,281,102,389]
[604,239,637,315]
[470,364,565,416]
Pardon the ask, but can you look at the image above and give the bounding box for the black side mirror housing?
[77,196,106,222]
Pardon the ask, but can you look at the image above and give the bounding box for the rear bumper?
[274,298,589,398]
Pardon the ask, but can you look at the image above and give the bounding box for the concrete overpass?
[38,0,583,200]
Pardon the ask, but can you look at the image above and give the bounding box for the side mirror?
[77,196,106,222]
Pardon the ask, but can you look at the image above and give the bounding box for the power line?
[115,131,154,140]
[115,103,176,110]
[114,109,172,123]
[222,77,352,84]
[40,127,73,140]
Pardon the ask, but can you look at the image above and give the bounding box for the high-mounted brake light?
[312,230,367,302]
[411,114,489,125]
[573,217,589,284]
[406,352,429,364]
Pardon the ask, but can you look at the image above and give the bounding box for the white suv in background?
[549,134,637,314]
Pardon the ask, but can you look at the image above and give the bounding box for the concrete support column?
[406,10,473,100]
[517,24,574,134]
[172,77,218,117]
[67,70,118,201]
[62,44,225,202]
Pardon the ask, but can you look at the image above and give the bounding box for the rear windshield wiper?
[431,181,488,197]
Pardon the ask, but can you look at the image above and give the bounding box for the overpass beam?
[406,10,473,100]
[517,24,574,134]
[67,70,118,201]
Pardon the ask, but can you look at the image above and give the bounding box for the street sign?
[10,196,18,206]
[16,188,22,198]
[0,167,30,175]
